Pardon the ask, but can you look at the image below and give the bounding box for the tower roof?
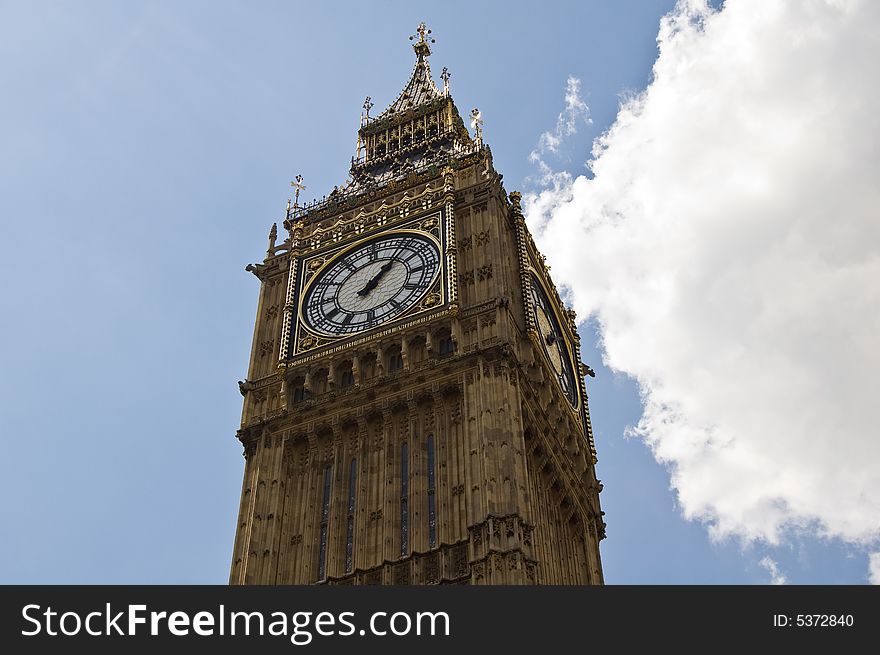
[375,22,444,120]
[284,23,483,226]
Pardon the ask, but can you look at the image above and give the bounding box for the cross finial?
[441,67,450,96]
[409,21,434,59]
[290,174,306,208]
[363,96,373,118]
[414,22,429,43]
[470,107,484,146]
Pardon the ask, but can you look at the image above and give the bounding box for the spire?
[374,22,443,120]
[410,21,434,59]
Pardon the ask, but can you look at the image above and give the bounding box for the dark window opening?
[317,464,332,580]
[345,459,357,573]
[427,434,437,549]
[438,336,455,356]
[340,369,355,388]
[400,442,409,556]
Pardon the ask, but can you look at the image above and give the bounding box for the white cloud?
[529,76,592,185]
[525,0,880,572]
[869,553,880,585]
[758,557,787,585]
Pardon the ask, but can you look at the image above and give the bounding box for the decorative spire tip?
[409,21,435,59]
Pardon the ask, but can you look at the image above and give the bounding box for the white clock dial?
[530,274,579,408]
[302,232,441,336]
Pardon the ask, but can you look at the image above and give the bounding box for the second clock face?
[530,275,579,408]
[301,232,441,336]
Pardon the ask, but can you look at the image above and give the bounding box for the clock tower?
[229,24,605,585]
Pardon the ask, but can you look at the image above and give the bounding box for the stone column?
[351,353,361,385]
[401,335,410,371]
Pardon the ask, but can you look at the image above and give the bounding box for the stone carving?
[452,544,469,578]
[393,562,411,585]
[424,553,440,584]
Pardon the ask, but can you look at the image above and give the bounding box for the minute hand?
[356,261,394,297]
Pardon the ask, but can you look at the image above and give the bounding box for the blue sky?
[1,1,874,584]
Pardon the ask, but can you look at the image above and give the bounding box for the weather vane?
[290,175,306,208]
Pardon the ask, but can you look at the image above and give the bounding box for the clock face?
[530,275,578,408]
[301,232,441,336]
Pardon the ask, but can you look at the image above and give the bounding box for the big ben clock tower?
[230,24,605,585]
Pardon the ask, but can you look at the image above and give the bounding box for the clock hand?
[356,260,394,297]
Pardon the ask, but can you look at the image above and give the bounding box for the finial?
[441,67,450,97]
[290,175,306,208]
[409,21,434,59]
[362,96,373,125]
[267,222,278,256]
[470,108,484,146]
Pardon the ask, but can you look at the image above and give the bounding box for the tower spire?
[409,21,434,60]
[374,22,443,121]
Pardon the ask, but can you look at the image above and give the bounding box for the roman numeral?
[403,283,419,290]
[409,265,424,273]
[367,309,375,323]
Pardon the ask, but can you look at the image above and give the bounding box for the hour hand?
[357,278,378,297]
[357,261,394,296]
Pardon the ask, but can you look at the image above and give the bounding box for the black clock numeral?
[367,309,376,323]
[409,265,424,274]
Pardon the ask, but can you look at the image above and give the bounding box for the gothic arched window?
[339,362,355,388]
[345,459,357,573]
[438,335,455,356]
[317,464,333,581]
[427,434,437,549]
[400,442,409,556]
